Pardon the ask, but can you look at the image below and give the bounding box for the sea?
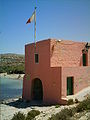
[0,77,23,101]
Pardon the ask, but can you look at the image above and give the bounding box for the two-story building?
[23,38,90,104]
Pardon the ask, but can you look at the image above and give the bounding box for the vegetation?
[0,54,25,74]
[11,110,40,120]
[67,99,74,105]
[49,97,90,120]
[76,97,90,112]
[48,108,74,120]
[11,112,25,120]
[75,98,79,103]
[11,97,90,120]
[55,105,60,108]
[10,96,90,120]
[25,110,40,120]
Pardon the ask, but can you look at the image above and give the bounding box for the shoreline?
[1,96,90,120]
[0,73,24,80]
[0,97,76,120]
[0,97,21,103]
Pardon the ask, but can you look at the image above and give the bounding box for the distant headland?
[0,53,25,79]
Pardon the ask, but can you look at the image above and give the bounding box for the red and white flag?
[26,11,35,24]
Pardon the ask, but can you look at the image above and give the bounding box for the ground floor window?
[67,77,73,95]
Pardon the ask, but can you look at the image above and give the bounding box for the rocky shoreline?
[0,75,90,120]
[0,73,24,80]
[1,97,90,120]
[0,97,75,120]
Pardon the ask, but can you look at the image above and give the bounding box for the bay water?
[0,77,23,100]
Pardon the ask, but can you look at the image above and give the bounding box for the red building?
[23,39,90,104]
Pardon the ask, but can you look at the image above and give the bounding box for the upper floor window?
[82,52,88,66]
[35,53,39,63]
[83,53,86,66]
[82,43,89,66]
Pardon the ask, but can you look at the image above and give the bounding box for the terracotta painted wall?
[23,39,62,104]
[61,66,90,98]
[88,49,90,66]
[50,39,86,67]
[23,38,90,104]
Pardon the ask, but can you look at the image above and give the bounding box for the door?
[67,77,73,95]
[32,78,43,100]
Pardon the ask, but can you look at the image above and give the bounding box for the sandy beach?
[0,73,24,80]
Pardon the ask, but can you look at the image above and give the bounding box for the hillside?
[0,53,25,74]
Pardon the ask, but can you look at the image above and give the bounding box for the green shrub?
[55,105,60,108]
[49,108,74,120]
[11,112,25,120]
[0,64,25,74]
[87,104,90,109]
[71,107,76,115]
[62,108,74,117]
[0,67,6,73]
[75,98,79,103]
[49,97,90,120]
[76,97,90,112]
[67,99,74,105]
[25,110,40,120]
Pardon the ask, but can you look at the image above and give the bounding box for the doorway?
[32,78,43,100]
[67,77,73,95]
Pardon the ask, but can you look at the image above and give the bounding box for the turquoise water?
[0,77,23,100]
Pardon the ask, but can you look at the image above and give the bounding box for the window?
[67,77,73,95]
[35,53,39,63]
[83,53,87,66]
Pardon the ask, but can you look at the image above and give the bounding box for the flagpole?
[34,7,36,51]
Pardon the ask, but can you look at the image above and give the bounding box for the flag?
[26,7,37,51]
[26,11,35,24]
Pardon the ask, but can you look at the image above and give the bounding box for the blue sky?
[0,0,90,54]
